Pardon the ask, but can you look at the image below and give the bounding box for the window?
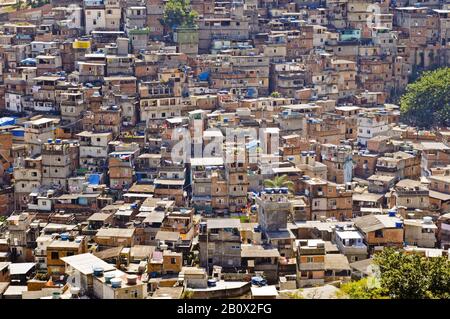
[51,251,59,260]
[66,252,74,257]
[375,229,383,238]
[306,257,314,263]
[171,258,177,264]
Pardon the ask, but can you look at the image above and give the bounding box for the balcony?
[376,165,398,172]
[298,262,325,271]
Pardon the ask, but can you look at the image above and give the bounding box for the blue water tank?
[395,221,403,228]
[104,272,115,284]
[60,233,69,241]
[388,210,396,217]
[47,138,53,143]
[110,278,122,288]
[93,267,104,277]
[55,139,61,144]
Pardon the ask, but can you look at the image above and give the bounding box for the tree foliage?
[400,67,450,128]
[263,175,294,192]
[270,91,281,98]
[160,0,198,31]
[374,248,450,299]
[337,277,387,299]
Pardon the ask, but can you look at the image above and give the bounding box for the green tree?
[336,277,387,299]
[160,0,198,32]
[263,175,294,193]
[270,91,281,98]
[181,289,194,299]
[374,248,450,299]
[426,256,450,299]
[281,289,304,299]
[400,67,450,128]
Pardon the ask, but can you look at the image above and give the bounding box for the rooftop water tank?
[47,138,53,143]
[395,221,403,228]
[70,287,80,298]
[104,272,115,284]
[207,279,217,287]
[55,139,61,144]
[423,216,433,224]
[60,233,69,241]
[388,210,396,217]
[110,278,122,288]
[93,267,104,277]
[127,275,137,285]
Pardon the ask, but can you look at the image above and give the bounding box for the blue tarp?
[251,277,267,286]
[0,117,16,126]
[246,87,257,98]
[198,71,210,81]
[12,129,24,137]
[88,174,101,185]
[20,58,36,66]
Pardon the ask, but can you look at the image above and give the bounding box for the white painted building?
[357,112,391,146]
[5,92,23,113]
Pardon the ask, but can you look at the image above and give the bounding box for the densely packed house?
[0,0,449,299]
